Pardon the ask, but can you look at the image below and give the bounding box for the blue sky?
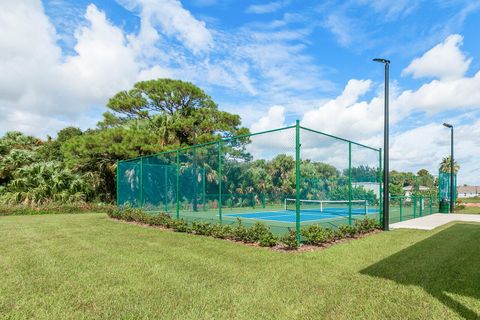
[1,0,480,184]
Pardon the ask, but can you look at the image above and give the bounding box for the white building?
[457,186,480,198]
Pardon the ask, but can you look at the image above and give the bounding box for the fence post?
[116,160,119,207]
[348,142,352,225]
[430,195,433,214]
[218,140,223,224]
[420,195,423,216]
[164,165,168,212]
[202,167,206,211]
[295,120,301,245]
[399,197,403,221]
[176,151,180,220]
[413,194,417,218]
[140,158,144,208]
[378,148,383,224]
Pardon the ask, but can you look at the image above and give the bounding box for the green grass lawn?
[456,206,480,214]
[461,197,480,203]
[1,214,479,319]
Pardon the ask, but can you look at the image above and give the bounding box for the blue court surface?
[225,208,379,223]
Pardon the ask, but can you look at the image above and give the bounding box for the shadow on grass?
[361,223,480,319]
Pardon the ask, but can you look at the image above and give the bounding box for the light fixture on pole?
[443,122,455,213]
[373,58,390,231]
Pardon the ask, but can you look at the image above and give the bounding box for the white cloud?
[301,79,383,139]
[402,34,472,80]
[246,1,287,14]
[250,105,287,132]
[0,1,138,135]
[395,70,480,115]
[324,13,354,47]
[355,0,420,20]
[120,0,213,54]
[390,121,480,185]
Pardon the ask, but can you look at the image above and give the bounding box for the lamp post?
[443,123,454,213]
[373,58,390,231]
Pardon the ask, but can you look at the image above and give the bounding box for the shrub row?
[107,207,381,250]
[107,207,280,247]
[301,218,380,246]
[0,203,114,216]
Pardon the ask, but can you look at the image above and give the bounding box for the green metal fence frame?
[117,121,382,245]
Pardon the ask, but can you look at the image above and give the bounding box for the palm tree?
[439,156,460,174]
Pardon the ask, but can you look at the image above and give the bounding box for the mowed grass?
[1,214,480,319]
[462,197,480,203]
[457,206,480,214]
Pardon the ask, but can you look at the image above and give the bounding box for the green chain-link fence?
[117,121,382,241]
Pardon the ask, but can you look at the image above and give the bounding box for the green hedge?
[0,203,114,216]
[108,207,381,250]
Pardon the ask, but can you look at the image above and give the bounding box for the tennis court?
[225,199,379,223]
[117,122,382,241]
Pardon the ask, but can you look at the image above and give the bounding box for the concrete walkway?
[390,213,480,230]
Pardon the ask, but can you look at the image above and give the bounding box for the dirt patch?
[464,203,480,207]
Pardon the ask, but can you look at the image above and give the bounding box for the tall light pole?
[373,58,390,231]
[443,123,454,213]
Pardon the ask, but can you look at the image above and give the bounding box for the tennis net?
[284,198,369,215]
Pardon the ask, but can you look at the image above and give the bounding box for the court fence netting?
[117,121,385,243]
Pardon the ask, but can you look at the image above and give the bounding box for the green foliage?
[172,219,190,233]
[301,225,335,245]
[148,213,174,227]
[337,224,357,238]
[243,222,270,243]
[191,221,212,235]
[0,161,92,205]
[329,186,378,205]
[232,219,248,241]
[259,232,278,247]
[354,218,380,234]
[1,203,113,216]
[207,224,232,239]
[281,230,299,249]
[440,156,460,174]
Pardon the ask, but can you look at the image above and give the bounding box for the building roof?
[457,186,480,193]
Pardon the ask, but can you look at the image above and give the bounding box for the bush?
[337,224,357,238]
[172,219,190,233]
[207,224,233,239]
[259,232,278,247]
[0,203,114,217]
[281,230,299,250]
[191,221,211,235]
[148,213,173,227]
[301,225,332,245]
[232,219,248,241]
[244,222,270,243]
[354,218,380,234]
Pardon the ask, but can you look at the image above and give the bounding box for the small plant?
[207,223,233,239]
[259,232,278,247]
[337,224,357,238]
[191,221,211,235]
[301,225,331,245]
[172,219,190,233]
[354,218,380,234]
[244,222,270,243]
[148,213,172,227]
[232,219,248,241]
[281,230,299,250]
